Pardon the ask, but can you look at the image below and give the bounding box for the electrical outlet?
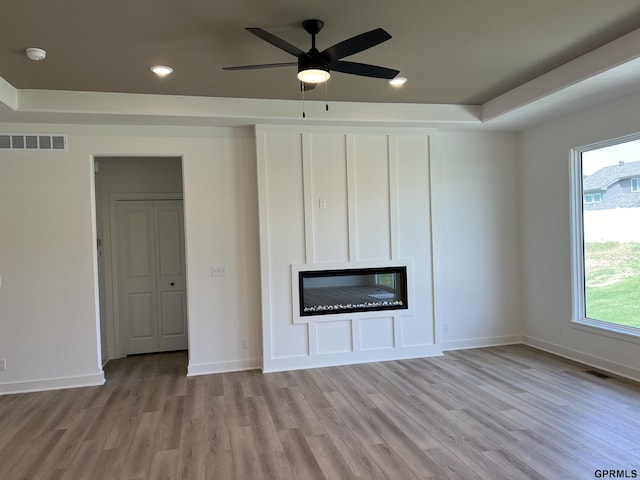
[241,338,248,350]
[0,359,6,372]
[211,266,227,276]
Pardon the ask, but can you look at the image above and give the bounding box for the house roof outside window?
[583,160,640,192]
[583,160,640,210]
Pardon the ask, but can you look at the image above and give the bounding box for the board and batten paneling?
[309,133,349,263]
[256,125,440,372]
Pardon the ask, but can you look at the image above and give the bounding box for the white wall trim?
[524,335,640,383]
[187,358,261,376]
[443,335,524,351]
[263,345,443,373]
[0,372,106,396]
[0,75,17,111]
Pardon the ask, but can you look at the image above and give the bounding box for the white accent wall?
[256,126,439,371]
[519,90,640,381]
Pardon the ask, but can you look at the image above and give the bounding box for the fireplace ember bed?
[298,266,408,317]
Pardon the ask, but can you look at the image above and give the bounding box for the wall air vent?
[0,134,67,151]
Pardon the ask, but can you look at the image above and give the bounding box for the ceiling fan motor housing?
[298,51,330,76]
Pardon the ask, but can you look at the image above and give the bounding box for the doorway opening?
[94,156,187,367]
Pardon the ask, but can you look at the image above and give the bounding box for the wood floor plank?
[119,411,161,479]
[259,381,299,431]
[43,409,97,471]
[259,451,296,480]
[155,395,185,451]
[366,392,440,450]
[89,447,128,480]
[205,450,233,480]
[183,376,206,420]
[305,433,356,480]
[3,428,66,480]
[280,385,325,436]
[353,403,446,478]
[278,428,327,480]
[146,449,179,480]
[482,448,549,480]
[244,395,284,454]
[223,378,250,428]
[322,390,383,446]
[314,406,388,480]
[423,446,485,480]
[365,443,421,480]
[60,440,101,480]
[176,418,207,480]
[1,346,640,480]
[229,425,265,480]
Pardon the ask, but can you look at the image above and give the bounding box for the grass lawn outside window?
[584,241,640,329]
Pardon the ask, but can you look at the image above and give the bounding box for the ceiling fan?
[223,19,400,90]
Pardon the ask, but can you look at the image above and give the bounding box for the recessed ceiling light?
[150,65,173,77]
[388,76,407,87]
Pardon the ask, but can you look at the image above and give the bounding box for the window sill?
[571,318,640,345]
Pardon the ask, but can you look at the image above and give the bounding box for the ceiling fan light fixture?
[297,54,330,84]
[297,68,330,84]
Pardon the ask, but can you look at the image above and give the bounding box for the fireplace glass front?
[299,266,408,316]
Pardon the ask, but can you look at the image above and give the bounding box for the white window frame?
[632,177,640,192]
[570,136,640,343]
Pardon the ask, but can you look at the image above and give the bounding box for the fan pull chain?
[325,81,329,112]
[302,83,306,118]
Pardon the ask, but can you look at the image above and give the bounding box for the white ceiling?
[2,1,640,130]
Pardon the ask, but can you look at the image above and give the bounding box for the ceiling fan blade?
[330,60,399,79]
[223,62,297,71]
[246,27,305,58]
[322,28,391,61]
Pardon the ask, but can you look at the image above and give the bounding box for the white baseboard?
[0,372,106,396]
[263,344,444,373]
[187,358,261,376]
[524,335,640,383]
[443,334,524,352]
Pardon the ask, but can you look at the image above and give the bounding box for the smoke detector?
[26,48,46,61]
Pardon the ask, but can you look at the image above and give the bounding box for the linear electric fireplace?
[297,265,408,317]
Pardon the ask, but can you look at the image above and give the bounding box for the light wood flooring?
[1,345,639,479]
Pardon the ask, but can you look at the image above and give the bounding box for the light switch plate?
[211,266,227,276]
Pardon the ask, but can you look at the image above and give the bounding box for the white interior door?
[117,199,187,355]
[154,201,188,352]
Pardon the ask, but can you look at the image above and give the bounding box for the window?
[571,136,640,339]
[583,193,601,204]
